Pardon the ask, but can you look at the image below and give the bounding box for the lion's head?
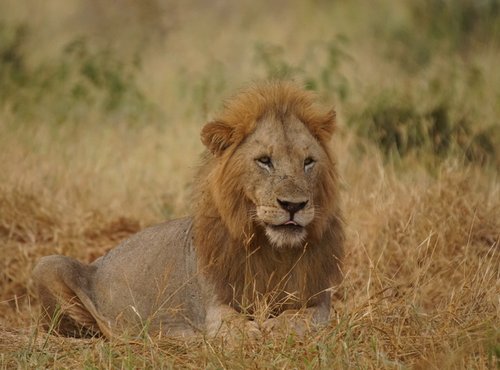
[196,81,339,248]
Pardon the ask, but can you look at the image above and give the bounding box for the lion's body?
[34,218,204,337]
[92,218,203,336]
[32,81,344,339]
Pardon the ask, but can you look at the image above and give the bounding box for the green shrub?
[253,42,300,80]
[0,22,155,123]
[410,0,500,50]
[381,0,500,72]
[351,95,497,166]
[0,23,29,99]
[253,36,351,101]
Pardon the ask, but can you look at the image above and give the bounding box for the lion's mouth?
[267,220,304,233]
[264,220,307,247]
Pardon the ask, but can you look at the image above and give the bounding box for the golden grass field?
[1,0,499,368]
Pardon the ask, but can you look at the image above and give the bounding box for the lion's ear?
[315,109,337,142]
[201,120,235,155]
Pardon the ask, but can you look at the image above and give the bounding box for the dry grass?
[1,127,498,368]
[1,0,499,368]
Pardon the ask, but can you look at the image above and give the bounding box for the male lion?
[32,81,344,339]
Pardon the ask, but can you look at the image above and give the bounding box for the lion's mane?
[193,81,344,311]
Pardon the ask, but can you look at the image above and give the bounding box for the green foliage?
[351,94,497,165]
[0,22,154,123]
[253,43,301,80]
[0,23,30,98]
[60,38,151,117]
[253,36,351,101]
[382,0,500,72]
[410,0,500,49]
[486,329,500,368]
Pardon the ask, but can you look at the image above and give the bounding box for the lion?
[32,81,344,339]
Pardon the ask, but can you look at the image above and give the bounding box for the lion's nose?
[277,199,308,216]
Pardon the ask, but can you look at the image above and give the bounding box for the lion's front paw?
[243,320,262,340]
[206,304,263,343]
[223,320,262,347]
[209,318,262,344]
[261,313,311,337]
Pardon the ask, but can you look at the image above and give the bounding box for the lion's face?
[200,81,338,250]
[235,115,326,247]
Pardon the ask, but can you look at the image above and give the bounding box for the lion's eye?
[304,157,315,171]
[256,156,273,169]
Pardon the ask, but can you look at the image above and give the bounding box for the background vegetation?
[0,0,499,368]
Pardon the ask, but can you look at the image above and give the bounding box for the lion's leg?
[205,304,261,339]
[32,255,110,338]
[261,296,331,336]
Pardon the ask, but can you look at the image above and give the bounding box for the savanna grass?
[1,0,499,368]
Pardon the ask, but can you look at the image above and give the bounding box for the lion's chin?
[264,224,307,248]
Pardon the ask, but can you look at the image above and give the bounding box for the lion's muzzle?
[256,199,314,247]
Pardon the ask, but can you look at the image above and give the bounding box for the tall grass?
[1,0,499,368]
